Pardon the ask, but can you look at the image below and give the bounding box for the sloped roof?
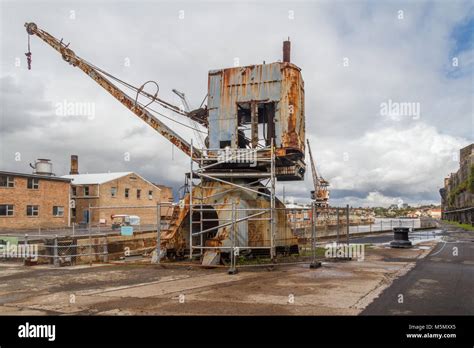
[61,172,133,185]
[0,171,71,182]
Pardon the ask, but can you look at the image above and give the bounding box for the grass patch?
[442,220,474,231]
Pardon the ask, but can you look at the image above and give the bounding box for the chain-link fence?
[1,203,439,270]
[0,232,108,266]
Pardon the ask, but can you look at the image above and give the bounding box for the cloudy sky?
[0,0,472,207]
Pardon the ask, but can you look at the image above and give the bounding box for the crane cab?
[206,44,306,181]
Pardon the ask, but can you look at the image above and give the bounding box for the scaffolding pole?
[187,144,277,270]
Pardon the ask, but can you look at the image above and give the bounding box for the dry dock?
[0,237,438,315]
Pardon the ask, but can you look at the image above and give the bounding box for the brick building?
[0,171,71,230]
[62,172,172,226]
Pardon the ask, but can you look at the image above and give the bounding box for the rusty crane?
[24,22,307,265]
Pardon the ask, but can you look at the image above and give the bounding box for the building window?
[0,205,14,216]
[53,206,64,217]
[137,189,141,199]
[148,190,153,200]
[26,205,39,216]
[84,186,89,196]
[72,187,77,196]
[27,178,39,189]
[0,175,14,188]
[111,187,117,198]
[125,188,129,198]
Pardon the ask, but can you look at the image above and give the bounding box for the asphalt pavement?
[361,224,474,315]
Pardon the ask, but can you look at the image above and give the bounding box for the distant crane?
[306,139,329,208]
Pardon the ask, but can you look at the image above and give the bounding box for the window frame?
[53,206,64,217]
[0,204,14,216]
[0,175,15,188]
[27,178,39,189]
[26,205,39,217]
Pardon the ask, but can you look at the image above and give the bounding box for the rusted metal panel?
[160,181,297,254]
[207,62,305,160]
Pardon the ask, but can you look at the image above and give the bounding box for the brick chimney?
[283,38,291,63]
[70,155,79,175]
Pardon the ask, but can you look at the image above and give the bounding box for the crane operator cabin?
[206,40,306,181]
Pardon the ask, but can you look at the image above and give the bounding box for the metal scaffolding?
[187,140,277,273]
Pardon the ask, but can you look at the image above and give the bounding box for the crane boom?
[24,22,202,159]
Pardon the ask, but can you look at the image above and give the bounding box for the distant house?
[0,171,71,230]
[429,208,442,219]
[62,172,167,226]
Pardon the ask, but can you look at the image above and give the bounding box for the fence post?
[53,235,59,267]
[310,202,321,269]
[336,208,340,245]
[380,220,383,232]
[88,204,93,266]
[24,234,29,265]
[228,202,238,274]
[155,203,161,264]
[346,204,350,244]
[103,235,108,263]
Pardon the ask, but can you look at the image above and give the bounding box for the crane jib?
[23,22,202,160]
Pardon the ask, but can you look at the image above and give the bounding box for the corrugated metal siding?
[207,62,305,155]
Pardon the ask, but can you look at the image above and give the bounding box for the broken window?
[84,186,89,196]
[125,188,129,198]
[237,101,275,148]
[111,187,117,198]
[137,189,141,199]
[148,190,153,200]
[219,140,231,149]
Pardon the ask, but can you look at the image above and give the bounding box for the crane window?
[237,102,275,148]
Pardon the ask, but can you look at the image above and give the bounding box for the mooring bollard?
[390,227,412,248]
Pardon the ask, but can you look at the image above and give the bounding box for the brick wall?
[72,173,169,226]
[0,176,70,230]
